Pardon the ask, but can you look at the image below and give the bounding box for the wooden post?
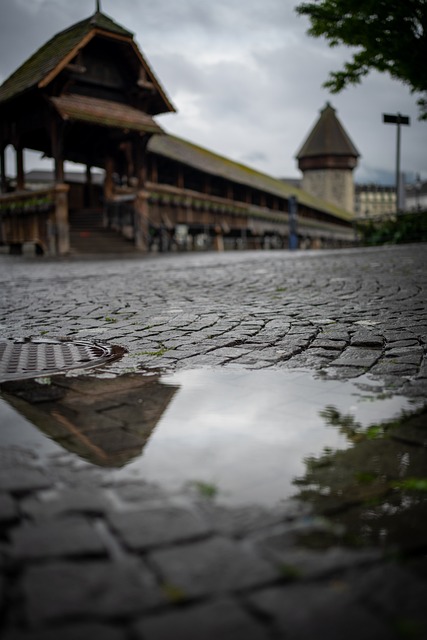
[104,156,114,199]
[0,144,7,193]
[204,176,211,194]
[16,144,24,190]
[53,183,70,255]
[213,225,224,251]
[134,190,149,251]
[135,134,149,189]
[150,156,158,183]
[85,164,92,207]
[177,166,184,189]
[51,119,64,183]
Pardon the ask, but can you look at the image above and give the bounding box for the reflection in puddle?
[294,404,427,550]
[0,375,178,467]
[0,369,423,512]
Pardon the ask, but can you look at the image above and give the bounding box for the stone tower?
[296,103,359,213]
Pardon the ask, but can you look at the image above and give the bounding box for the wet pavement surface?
[0,244,426,639]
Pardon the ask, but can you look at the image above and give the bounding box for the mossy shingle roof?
[296,103,359,159]
[51,94,163,134]
[149,134,353,222]
[0,12,133,105]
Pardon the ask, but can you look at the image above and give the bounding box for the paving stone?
[199,502,293,537]
[384,347,424,362]
[310,339,347,350]
[370,361,418,375]
[0,493,18,523]
[248,583,395,640]
[22,559,164,625]
[108,504,211,550]
[416,358,427,378]
[150,536,278,597]
[256,542,381,579]
[0,468,52,494]
[383,330,418,342]
[321,330,350,340]
[305,347,336,358]
[113,481,168,504]
[3,624,127,640]
[332,347,380,368]
[384,339,420,349]
[135,598,270,640]
[350,332,384,348]
[1,381,66,403]
[207,347,252,360]
[350,563,427,631]
[21,488,113,519]
[324,365,366,379]
[70,427,148,454]
[400,379,427,397]
[11,516,108,560]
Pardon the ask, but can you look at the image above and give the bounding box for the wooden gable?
[0,10,175,172]
[0,11,175,116]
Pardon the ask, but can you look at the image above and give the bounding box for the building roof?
[296,103,359,159]
[149,134,353,221]
[0,11,174,113]
[50,94,163,134]
[17,134,352,222]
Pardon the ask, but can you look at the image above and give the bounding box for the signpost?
[383,113,410,212]
[289,196,298,250]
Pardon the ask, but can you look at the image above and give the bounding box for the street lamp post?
[383,113,410,213]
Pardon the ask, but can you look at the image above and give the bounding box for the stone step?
[69,228,138,254]
[69,209,104,230]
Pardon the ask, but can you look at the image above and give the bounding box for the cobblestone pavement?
[0,244,426,639]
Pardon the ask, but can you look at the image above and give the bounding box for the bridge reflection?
[1,373,179,467]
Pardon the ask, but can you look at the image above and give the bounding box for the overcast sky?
[0,0,426,184]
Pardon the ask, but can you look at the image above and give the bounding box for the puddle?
[0,369,423,513]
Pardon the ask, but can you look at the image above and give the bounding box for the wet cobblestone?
[0,245,427,639]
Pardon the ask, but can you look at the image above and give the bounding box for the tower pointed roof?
[296,103,359,160]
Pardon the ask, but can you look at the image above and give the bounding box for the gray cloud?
[0,0,426,182]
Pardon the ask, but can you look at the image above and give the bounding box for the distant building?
[296,103,360,214]
[354,184,396,218]
[405,178,427,211]
[280,177,302,190]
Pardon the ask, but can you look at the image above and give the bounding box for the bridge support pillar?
[213,225,224,251]
[53,184,70,255]
[134,190,149,251]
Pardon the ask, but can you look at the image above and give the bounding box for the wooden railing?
[0,185,69,255]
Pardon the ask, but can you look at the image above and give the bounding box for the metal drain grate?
[0,338,124,382]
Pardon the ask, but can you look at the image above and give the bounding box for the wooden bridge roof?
[50,94,162,134]
[0,10,175,115]
[149,134,353,222]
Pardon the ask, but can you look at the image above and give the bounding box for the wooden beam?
[150,156,158,183]
[0,144,7,193]
[104,156,114,199]
[51,119,64,183]
[38,32,95,88]
[16,145,24,190]
[177,166,184,189]
[134,134,150,188]
[85,164,92,207]
[65,63,87,74]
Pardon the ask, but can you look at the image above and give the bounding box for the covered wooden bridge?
[0,9,354,255]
